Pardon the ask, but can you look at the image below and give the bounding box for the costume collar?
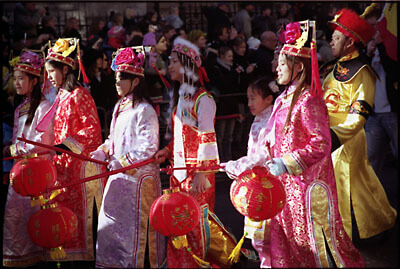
[339,50,359,62]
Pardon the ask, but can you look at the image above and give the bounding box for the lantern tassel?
[186,247,210,268]
[228,232,247,264]
[172,235,188,249]
[50,246,66,260]
[30,195,47,207]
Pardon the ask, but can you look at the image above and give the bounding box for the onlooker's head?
[232,37,246,56]
[187,30,207,49]
[215,25,229,42]
[218,46,233,64]
[260,31,277,50]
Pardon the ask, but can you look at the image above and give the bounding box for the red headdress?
[328,8,376,46]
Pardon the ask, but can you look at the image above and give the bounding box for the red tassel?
[198,66,209,87]
[310,42,322,97]
[78,56,90,85]
[152,63,171,88]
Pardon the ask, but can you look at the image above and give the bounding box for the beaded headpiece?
[111,46,145,77]
[9,49,44,77]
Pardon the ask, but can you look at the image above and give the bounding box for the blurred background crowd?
[1,1,389,162]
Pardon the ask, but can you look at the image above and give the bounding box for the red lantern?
[27,204,78,260]
[150,187,201,237]
[230,166,286,221]
[9,157,57,197]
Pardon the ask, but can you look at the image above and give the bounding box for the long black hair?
[13,72,42,126]
[46,60,81,92]
[117,71,153,107]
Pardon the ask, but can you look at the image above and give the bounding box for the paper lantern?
[27,204,78,260]
[149,187,201,237]
[230,166,286,221]
[9,157,57,197]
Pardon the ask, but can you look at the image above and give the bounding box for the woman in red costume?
[43,38,104,261]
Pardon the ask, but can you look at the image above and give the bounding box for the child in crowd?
[155,37,238,268]
[91,46,165,268]
[248,21,364,267]
[3,50,54,267]
[44,38,104,261]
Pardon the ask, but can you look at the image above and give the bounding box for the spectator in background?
[202,2,231,42]
[107,13,125,49]
[88,17,107,40]
[247,36,260,51]
[364,10,398,182]
[123,7,137,30]
[142,31,168,116]
[252,3,275,38]
[63,17,82,41]
[139,10,160,34]
[39,15,58,40]
[161,24,176,56]
[206,24,230,69]
[232,2,255,41]
[125,25,143,47]
[251,30,277,80]
[187,29,207,61]
[13,2,45,39]
[165,5,184,30]
[316,30,333,66]
[274,3,293,32]
[232,36,255,92]
[208,46,240,162]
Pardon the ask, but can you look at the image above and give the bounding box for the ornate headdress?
[9,49,44,77]
[280,20,322,97]
[46,38,90,84]
[111,46,145,77]
[328,8,376,46]
[172,37,209,88]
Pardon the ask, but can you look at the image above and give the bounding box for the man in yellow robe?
[321,8,397,240]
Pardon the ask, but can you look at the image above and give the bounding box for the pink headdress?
[10,50,44,77]
[281,20,322,97]
[111,46,146,77]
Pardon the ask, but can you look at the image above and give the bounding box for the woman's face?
[195,35,207,49]
[156,36,167,53]
[168,52,183,83]
[13,70,36,96]
[45,62,64,87]
[276,53,301,85]
[220,50,233,64]
[247,86,272,116]
[115,72,137,97]
[234,42,246,56]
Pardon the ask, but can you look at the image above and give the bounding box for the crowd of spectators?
[2,1,367,160]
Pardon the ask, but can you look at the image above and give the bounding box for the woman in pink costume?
[250,21,365,267]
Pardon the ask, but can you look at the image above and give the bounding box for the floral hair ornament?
[10,49,45,77]
[281,20,322,97]
[111,46,145,77]
[46,38,90,85]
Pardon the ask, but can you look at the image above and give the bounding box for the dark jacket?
[250,44,274,80]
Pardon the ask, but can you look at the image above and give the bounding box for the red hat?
[328,8,376,46]
[111,46,145,77]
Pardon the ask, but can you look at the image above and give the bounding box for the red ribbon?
[152,63,171,88]
[160,165,221,175]
[2,151,50,161]
[17,137,108,166]
[310,41,322,97]
[46,157,156,192]
[198,66,210,87]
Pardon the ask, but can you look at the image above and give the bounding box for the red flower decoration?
[284,22,301,44]
[114,47,135,65]
[133,52,145,68]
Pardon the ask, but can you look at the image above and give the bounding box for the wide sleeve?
[281,96,332,176]
[119,104,159,167]
[330,67,376,145]
[61,88,102,154]
[10,100,54,156]
[224,151,269,179]
[196,94,219,171]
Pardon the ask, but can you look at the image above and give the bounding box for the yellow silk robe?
[322,50,397,239]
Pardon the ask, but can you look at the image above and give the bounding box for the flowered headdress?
[9,49,44,77]
[172,37,209,89]
[46,38,90,84]
[281,20,322,97]
[111,46,145,76]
